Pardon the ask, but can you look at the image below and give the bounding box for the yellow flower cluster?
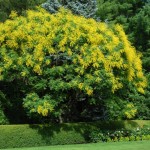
[37,105,48,116]
[0,7,146,95]
[124,103,137,119]
[23,93,54,117]
[9,11,18,19]
[37,101,54,116]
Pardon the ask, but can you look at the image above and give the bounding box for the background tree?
[42,0,99,19]
[0,0,12,22]
[0,0,46,22]
[128,3,150,72]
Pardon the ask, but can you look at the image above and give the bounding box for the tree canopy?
[0,0,149,124]
[0,7,147,122]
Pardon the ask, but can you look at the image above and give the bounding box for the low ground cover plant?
[90,125,150,142]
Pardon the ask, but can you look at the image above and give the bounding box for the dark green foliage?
[0,81,31,124]
[0,91,9,124]
[96,0,144,24]
[0,0,46,22]
[0,120,150,149]
[128,3,150,72]
[0,107,8,125]
[0,0,11,22]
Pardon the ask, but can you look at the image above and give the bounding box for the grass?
[4,141,150,150]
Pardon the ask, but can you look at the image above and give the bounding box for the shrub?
[90,125,150,143]
[0,123,94,149]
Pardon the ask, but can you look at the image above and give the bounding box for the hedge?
[0,120,150,149]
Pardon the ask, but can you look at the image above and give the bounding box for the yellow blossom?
[37,105,43,114]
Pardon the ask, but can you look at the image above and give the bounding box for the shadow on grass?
[29,120,141,145]
[29,122,94,145]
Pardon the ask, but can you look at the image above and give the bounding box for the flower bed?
[90,126,150,142]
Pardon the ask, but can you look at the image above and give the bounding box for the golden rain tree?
[0,7,147,122]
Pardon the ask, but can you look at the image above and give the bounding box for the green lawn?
[4,141,150,150]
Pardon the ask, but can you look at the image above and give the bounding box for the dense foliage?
[0,0,46,22]
[0,7,147,123]
[94,0,150,120]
